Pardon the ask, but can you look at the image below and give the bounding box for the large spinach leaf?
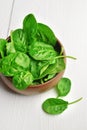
[23,14,37,42]
[36,23,57,46]
[28,41,57,60]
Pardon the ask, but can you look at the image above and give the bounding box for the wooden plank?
[0,0,14,38]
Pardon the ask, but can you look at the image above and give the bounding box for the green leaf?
[0,53,16,76]
[11,29,27,53]
[36,23,57,46]
[0,39,7,58]
[13,52,30,69]
[28,41,57,60]
[42,98,68,114]
[13,71,33,90]
[29,58,39,79]
[23,14,37,42]
[39,62,49,76]
[56,78,71,97]
[0,52,30,76]
[6,42,16,55]
[44,74,56,82]
[40,58,65,78]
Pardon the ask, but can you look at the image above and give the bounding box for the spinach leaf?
[6,42,16,55]
[23,14,37,42]
[38,61,49,76]
[11,29,27,53]
[40,58,65,78]
[13,52,30,69]
[44,74,56,82]
[29,58,39,79]
[0,52,30,76]
[56,78,71,96]
[28,41,57,60]
[13,71,33,90]
[36,23,57,46]
[0,39,7,58]
[42,98,68,114]
[42,97,83,115]
[0,53,16,76]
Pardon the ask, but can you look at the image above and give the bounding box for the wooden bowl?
[0,38,66,95]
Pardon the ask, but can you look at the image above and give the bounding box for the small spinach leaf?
[0,39,7,58]
[56,78,71,96]
[42,98,68,114]
[13,71,33,90]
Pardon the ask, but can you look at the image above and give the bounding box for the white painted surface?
[0,0,87,130]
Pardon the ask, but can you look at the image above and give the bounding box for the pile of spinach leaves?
[42,77,83,115]
[0,14,67,90]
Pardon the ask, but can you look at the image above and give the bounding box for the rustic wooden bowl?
[0,38,66,95]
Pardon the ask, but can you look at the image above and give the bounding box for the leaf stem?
[55,55,77,60]
[68,97,83,105]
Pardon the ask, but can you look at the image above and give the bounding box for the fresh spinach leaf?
[23,14,37,42]
[42,97,83,115]
[13,52,30,69]
[42,98,68,114]
[0,39,7,58]
[39,62,49,76]
[29,58,39,79]
[11,29,27,53]
[44,74,56,82]
[36,23,57,46]
[0,52,30,76]
[13,71,33,90]
[56,78,71,96]
[28,41,57,60]
[6,42,16,55]
[40,58,65,78]
[0,53,16,76]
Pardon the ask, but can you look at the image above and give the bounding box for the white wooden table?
[0,0,87,130]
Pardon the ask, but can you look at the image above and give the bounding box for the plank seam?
[6,0,15,37]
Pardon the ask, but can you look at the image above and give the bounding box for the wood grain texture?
[0,0,87,130]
